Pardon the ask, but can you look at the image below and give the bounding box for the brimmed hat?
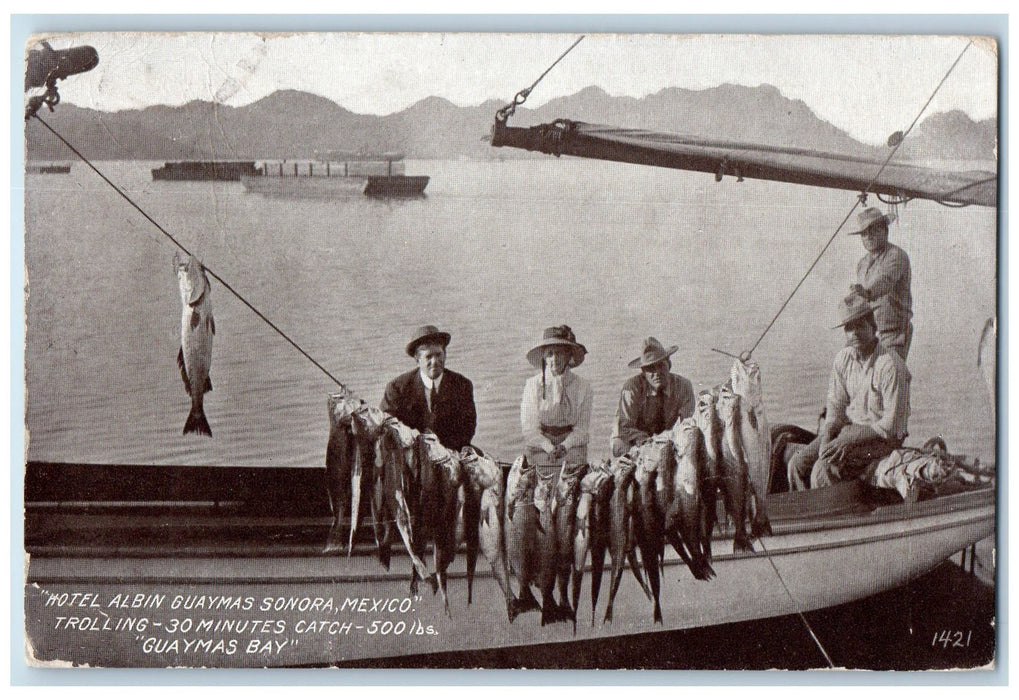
[406,324,451,357]
[833,294,875,329]
[526,325,587,368]
[849,207,897,235]
[628,337,679,370]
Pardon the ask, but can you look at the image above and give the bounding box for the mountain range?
[25,84,997,164]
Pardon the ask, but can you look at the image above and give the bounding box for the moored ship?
[151,161,263,181]
[27,161,72,174]
[241,152,429,198]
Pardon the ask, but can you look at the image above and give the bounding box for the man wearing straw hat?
[788,294,910,490]
[610,337,696,458]
[381,324,476,451]
[848,206,913,361]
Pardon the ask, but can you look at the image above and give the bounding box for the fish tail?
[183,402,212,437]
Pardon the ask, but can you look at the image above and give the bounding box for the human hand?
[820,435,849,463]
[850,284,867,299]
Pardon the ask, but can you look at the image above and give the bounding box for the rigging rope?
[740,40,974,360]
[30,113,349,391]
[496,36,585,123]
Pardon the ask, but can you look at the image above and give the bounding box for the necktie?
[650,391,665,434]
[429,385,438,415]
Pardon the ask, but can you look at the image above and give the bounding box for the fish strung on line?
[669,418,716,581]
[632,438,669,624]
[505,455,541,618]
[553,462,587,628]
[350,404,387,559]
[533,467,561,626]
[730,359,773,537]
[173,252,215,436]
[716,385,754,553]
[460,447,517,622]
[323,394,362,554]
[693,390,724,561]
[603,456,652,624]
[572,462,613,628]
[416,432,463,617]
[375,419,434,596]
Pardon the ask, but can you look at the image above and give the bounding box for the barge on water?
[151,161,263,181]
[241,152,429,198]
[26,161,71,174]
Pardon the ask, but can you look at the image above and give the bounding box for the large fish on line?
[730,359,772,537]
[505,455,541,617]
[572,462,613,628]
[174,252,215,436]
[554,462,586,627]
[716,386,753,553]
[460,447,517,622]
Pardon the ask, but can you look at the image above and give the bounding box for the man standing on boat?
[788,294,910,490]
[848,207,913,361]
[380,325,477,451]
[610,337,696,457]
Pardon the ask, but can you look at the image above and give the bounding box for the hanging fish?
[323,394,360,554]
[669,418,716,580]
[553,462,586,627]
[417,432,462,616]
[376,419,433,595]
[730,359,773,537]
[632,439,667,624]
[533,468,561,626]
[173,252,215,436]
[505,455,541,617]
[693,390,723,560]
[603,456,652,624]
[460,447,517,622]
[716,386,753,553]
[572,462,613,628]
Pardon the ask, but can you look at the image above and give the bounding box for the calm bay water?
[24,159,997,469]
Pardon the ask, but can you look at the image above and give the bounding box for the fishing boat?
[241,152,429,198]
[23,458,995,667]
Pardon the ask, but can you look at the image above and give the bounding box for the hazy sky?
[34,32,998,146]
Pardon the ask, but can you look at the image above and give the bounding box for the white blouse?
[520,369,593,453]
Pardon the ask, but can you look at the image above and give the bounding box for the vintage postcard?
[21,30,998,671]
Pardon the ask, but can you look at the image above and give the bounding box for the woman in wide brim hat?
[520,325,593,470]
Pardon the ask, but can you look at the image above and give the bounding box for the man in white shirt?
[788,294,910,490]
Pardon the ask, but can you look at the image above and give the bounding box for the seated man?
[380,324,477,451]
[610,337,696,457]
[788,294,910,490]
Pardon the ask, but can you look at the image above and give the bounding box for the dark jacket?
[380,369,477,451]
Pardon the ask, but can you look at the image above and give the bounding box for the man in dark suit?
[380,325,477,451]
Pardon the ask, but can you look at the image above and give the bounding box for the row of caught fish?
[322,359,773,627]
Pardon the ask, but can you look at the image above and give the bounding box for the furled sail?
[491,119,996,207]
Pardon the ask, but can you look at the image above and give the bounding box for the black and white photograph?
[19,28,998,671]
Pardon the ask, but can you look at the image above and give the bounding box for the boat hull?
[24,484,993,667]
[240,174,428,198]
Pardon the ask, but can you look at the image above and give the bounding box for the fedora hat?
[526,325,587,368]
[849,207,897,235]
[833,293,875,329]
[406,324,452,357]
[628,337,679,370]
